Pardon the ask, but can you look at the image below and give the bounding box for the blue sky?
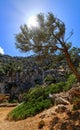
[0,0,80,56]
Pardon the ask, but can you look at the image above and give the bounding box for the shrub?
[44,75,56,85]
[63,74,77,91]
[7,74,77,121]
[50,82,65,93]
[7,98,51,121]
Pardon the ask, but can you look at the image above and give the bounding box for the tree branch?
[65,30,73,42]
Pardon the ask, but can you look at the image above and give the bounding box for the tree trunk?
[64,48,80,82]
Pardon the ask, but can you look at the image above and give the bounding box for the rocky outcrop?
[39,104,80,130]
[67,83,80,103]
[55,104,67,113]
[50,110,80,130]
[0,82,5,93]
[0,94,10,103]
[49,83,80,106]
[49,93,70,105]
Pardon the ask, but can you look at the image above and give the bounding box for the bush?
[63,74,77,91]
[8,87,45,120]
[7,97,51,121]
[50,82,65,93]
[24,86,46,102]
[44,75,56,85]
[7,74,77,121]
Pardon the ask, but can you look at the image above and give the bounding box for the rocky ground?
[0,104,80,130]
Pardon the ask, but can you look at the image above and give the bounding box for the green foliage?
[7,85,52,120]
[44,75,56,85]
[69,47,80,59]
[15,12,66,55]
[0,67,5,74]
[24,87,46,101]
[63,74,77,91]
[49,82,65,93]
[7,86,51,121]
[15,12,80,82]
[7,74,77,121]
[7,99,51,121]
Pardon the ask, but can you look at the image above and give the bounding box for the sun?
[27,15,39,28]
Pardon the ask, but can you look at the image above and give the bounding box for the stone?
[55,104,67,113]
[55,97,69,105]
[49,93,70,105]
[50,117,60,127]
[39,114,46,119]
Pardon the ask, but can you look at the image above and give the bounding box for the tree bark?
[64,47,80,82]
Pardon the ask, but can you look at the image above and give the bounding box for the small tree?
[15,12,80,81]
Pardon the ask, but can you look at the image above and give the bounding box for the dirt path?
[0,106,47,130]
[0,106,57,130]
[0,105,75,130]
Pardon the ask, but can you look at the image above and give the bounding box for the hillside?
[0,54,73,102]
[0,54,80,130]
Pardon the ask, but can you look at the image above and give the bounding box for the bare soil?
[0,106,57,130]
[0,105,79,130]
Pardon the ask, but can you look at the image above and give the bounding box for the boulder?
[55,96,70,105]
[49,93,70,105]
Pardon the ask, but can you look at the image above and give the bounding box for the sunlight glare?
[27,15,39,28]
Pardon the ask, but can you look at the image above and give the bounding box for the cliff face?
[0,83,5,93]
[0,54,79,101]
[0,56,43,101]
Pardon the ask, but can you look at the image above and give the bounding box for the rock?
[55,97,69,105]
[49,93,70,105]
[39,114,46,119]
[38,120,45,129]
[60,120,73,130]
[0,94,10,103]
[68,111,80,121]
[68,86,80,96]
[50,117,60,127]
[55,104,67,113]
[73,125,80,130]
[66,109,72,116]
[60,120,80,130]
[68,86,80,103]
[0,103,18,107]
